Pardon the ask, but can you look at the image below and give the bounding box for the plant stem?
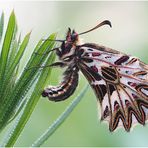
[31,85,89,147]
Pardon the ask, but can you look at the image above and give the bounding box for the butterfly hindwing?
[78,43,148,131]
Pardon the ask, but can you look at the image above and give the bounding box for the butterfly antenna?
[78,20,112,35]
[42,39,65,42]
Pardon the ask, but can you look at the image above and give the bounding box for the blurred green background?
[0,1,148,147]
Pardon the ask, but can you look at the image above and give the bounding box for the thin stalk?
[31,85,89,147]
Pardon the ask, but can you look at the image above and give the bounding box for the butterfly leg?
[25,62,66,71]
[46,62,66,68]
[34,47,61,56]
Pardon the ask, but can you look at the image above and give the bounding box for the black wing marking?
[80,43,121,54]
[78,46,148,131]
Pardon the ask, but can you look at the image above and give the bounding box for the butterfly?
[42,20,148,132]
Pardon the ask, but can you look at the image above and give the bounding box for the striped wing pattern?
[78,44,148,131]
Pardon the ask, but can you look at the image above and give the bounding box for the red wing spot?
[132,93,139,99]
[132,83,137,87]
[103,106,109,118]
[128,82,137,87]
[114,104,119,111]
[90,65,98,72]
[114,101,119,111]
[126,58,137,65]
[114,56,129,65]
[92,52,101,57]
[125,100,130,107]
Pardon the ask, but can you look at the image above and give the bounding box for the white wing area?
[79,44,148,131]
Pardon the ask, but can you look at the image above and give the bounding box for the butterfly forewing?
[78,43,148,131]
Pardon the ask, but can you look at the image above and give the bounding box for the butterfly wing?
[78,43,148,131]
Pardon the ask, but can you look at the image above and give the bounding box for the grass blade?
[0,11,16,98]
[3,50,56,147]
[0,12,4,42]
[6,32,31,83]
[0,34,56,131]
[7,33,21,70]
[31,85,89,147]
[1,32,31,100]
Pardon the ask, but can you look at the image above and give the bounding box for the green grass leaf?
[0,12,4,42]
[2,32,31,100]
[0,11,16,97]
[2,50,56,147]
[0,34,56,131]
[0,10,57,135]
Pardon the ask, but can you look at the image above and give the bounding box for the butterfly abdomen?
[42,67,79,102]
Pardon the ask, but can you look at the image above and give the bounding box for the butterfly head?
[60,27,80,51]
[66,28,79,42]
[57,28,80,62]
[53,20,112,62]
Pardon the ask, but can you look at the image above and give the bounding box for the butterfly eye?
[71,34,78,42]
[71,34,75,40]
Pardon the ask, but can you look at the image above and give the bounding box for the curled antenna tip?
[78,20,112,36]
[104,20,112,28]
